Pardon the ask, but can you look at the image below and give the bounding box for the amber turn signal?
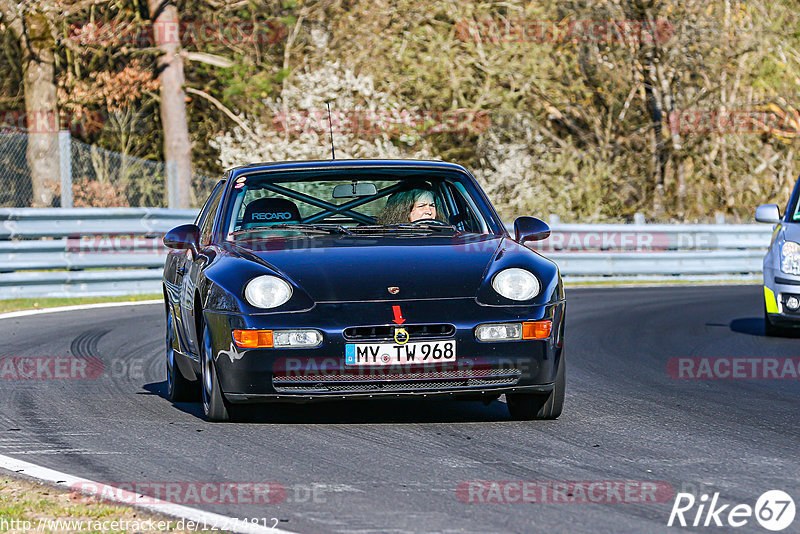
[522,320,552,340]
[233,329,274,348]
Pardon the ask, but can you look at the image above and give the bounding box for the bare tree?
[148,0,192,209]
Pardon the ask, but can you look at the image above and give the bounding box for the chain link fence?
[0,131,35,208]
[0,130,216,208]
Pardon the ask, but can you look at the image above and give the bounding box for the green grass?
[0,294,162,313]
[0,475,219,533]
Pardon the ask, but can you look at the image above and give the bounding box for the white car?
[755,184,800,335]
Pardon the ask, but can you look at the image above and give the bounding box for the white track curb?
[1,299,298,533]
[0,300,162,320]
[0,454,293,534]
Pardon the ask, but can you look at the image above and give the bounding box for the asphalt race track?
[1,285,798,533]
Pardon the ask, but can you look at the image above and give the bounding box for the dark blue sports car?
[162,159,565,421]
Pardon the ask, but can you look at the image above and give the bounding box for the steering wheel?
[410,218,449,226]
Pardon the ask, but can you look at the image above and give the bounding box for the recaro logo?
[252,212,292,221]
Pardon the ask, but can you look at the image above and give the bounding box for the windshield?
[222,168,497,240]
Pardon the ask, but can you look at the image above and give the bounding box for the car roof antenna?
[326,102,336,160]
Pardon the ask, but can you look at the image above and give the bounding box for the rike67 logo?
[668,490,796,531]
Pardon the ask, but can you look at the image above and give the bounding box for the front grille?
[343,323,455,341]
[272,368,521,394]
[274,368,513,381]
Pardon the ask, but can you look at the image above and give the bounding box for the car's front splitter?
[225,383,555,404]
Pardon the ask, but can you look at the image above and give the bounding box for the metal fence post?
[59,130,73,208]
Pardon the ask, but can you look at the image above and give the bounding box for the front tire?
[201,324,231,422]
[507,354,565,420]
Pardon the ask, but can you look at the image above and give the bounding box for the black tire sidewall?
[200,324,230,422]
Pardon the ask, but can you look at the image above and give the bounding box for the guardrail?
[0,209,773,298]
[525,224,773,279]
[0,208,195,299]
[0,208,196,238]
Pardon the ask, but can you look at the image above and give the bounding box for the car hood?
[232,233,504,302]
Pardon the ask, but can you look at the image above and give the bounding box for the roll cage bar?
[257,181,409,225]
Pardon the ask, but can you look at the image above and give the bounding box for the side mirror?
[755,204,781,224]
[514,216,551,243]
[164,224,200,255]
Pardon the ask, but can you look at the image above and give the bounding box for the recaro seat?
[241,197,302,230]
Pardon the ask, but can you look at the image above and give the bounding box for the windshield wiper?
[232,223,352,236]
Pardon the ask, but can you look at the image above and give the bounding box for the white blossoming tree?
[210,63,432,169]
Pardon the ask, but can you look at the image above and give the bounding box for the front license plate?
[345,340,456,366]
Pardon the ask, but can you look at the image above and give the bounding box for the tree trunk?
[148,0,192,208]
[644,66,666,217]
[24,36,59,207]
[0,2,61,207]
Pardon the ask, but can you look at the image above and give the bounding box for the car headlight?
[491,268,540,301]
[244,275,293,308]
[781,241,800,275]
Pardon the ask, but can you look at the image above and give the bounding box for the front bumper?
[203,298,565,403]
[764,267,800,327]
